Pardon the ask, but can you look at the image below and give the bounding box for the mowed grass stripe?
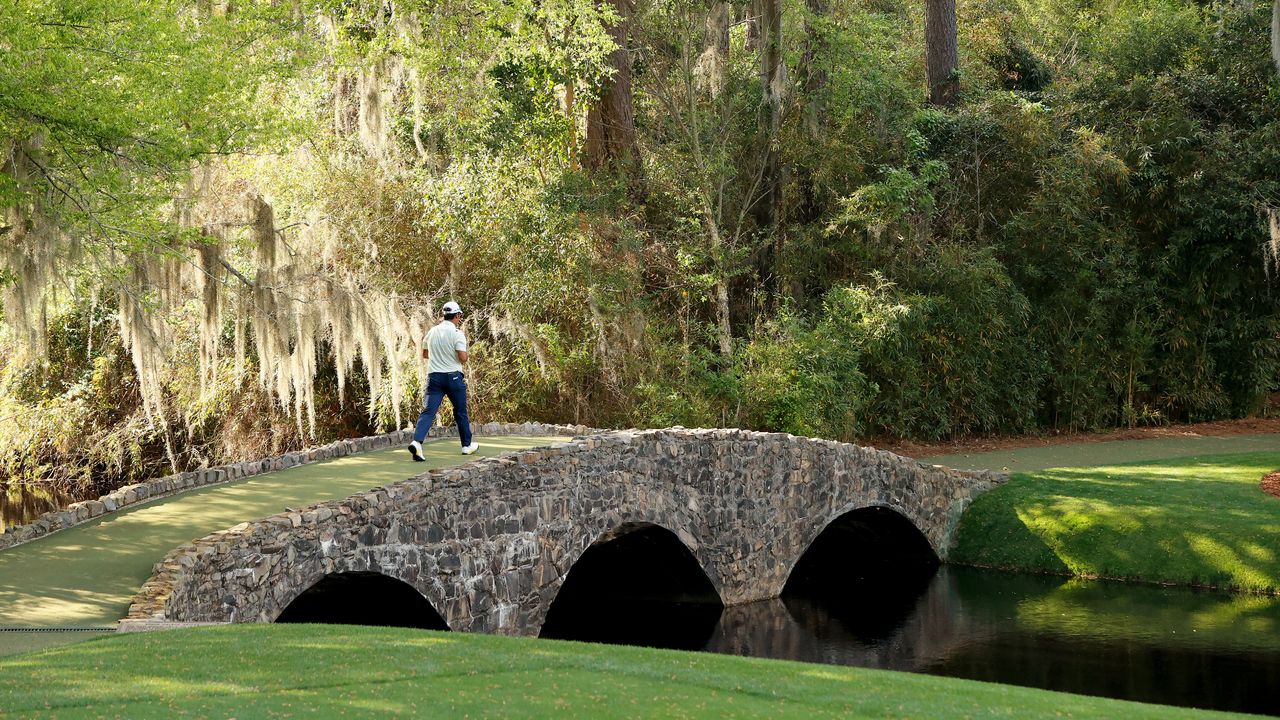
[0,624,1257,719]
[921,433,1280,473]
[951,451,1280,593]
[0,436,564,634]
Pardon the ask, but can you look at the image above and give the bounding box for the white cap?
[442,300,462,315]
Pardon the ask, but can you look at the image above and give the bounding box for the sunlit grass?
[0,624,1254,719]
[952,451,1280,593]
[923,434,1280,473]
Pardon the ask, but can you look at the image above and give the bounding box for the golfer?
[409,300,479,460]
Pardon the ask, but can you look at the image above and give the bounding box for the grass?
[0,623,1260,719]
[920,433,1280,473]
[0,436,563,637]
[950,451,1280,593]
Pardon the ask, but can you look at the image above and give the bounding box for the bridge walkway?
[0,436,561,656]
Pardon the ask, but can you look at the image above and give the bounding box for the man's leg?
[413,374,447,444]
[446,372,474,449]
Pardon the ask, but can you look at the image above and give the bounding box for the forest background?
[1,0,1279,504]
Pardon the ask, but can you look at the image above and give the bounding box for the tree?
[695,1,730,97]
[0,0,293,358]
[644,0,746,363]
[585,0,643,192]
[801,0,829,136]
[1273,0,1279,74]
[925,0,959,106]
[751,0,787,296]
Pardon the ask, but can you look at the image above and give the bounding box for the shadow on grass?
[951,452,1280,592]
[950,478,1071,574]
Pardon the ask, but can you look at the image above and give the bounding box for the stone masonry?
[123,428,1004,637]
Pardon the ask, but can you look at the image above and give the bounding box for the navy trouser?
[413,371,472,447]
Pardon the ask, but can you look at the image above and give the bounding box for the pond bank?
[947,450,1280,595]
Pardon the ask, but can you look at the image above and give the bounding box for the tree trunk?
[800,0,828,138]
[792,0,828,305]
[1272,0,1279,75]
[565,80,578,165]
[751,0,786,297]
[925,0,959,107]
[411,69,427,161]
[585,0,642,193]
[697,2,730,97]
[745,1,760,52]
[701,205,734,362]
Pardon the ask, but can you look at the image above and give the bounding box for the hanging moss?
[1267,208,1280,280]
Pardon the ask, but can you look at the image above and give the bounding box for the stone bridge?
[125,428,1004,636]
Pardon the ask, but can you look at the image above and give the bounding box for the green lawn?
[0,623,1258,719]
[950,451,1280,593]
[921,433,1280,473]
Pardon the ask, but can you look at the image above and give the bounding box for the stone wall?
[0,422,589,553]
[123,428,1004,637]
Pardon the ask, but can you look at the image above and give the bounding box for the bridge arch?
[259,544,458,628]
[276,570,449,630]
[785,503,939,596]
[539,522,724,647]
[782,504,940,644]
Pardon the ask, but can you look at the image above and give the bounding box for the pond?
[0,484,76,533]
[546,565,1280,717]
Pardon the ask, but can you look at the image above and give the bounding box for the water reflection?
[702,567,1280,717]
[0,485,77,533]
[538,562,1280,715]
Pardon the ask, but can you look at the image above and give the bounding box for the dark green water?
[549,566,1280,717]
[0,484,75,533]
[723,567,1280,716]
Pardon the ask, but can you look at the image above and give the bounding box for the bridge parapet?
[124,428,1005,636]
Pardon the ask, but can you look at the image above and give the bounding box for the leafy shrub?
[739,247,1041,440]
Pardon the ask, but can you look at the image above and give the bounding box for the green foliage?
[741,246,1041,440]
[0,303,148,491]
[836,158,949,238]
[0,301,376,494]
[316,0,618,157]
[0,0,296,245]
[989,38,1053,96]
[862,246,1042,438]
[740,305,869,438]
[5,0,1280,504]
[1086,0,1204,81]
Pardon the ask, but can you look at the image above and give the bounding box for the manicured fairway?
[950,451,1280,593]
[0,436,563,654]
[921,433,1280,472]
[0,623,1259,720]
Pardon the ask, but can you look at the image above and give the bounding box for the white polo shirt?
[424,320,467,374]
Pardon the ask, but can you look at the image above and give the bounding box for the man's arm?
[455,330,469,364]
